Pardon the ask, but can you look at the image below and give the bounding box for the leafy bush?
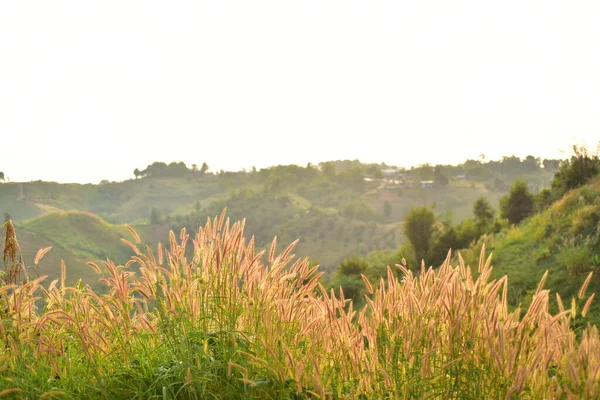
[430,224,462,267]
[570,204,600,238]
[579,185,600,204]
[534,188,553,212]
[551,145,600,199]
[455,218,480,246]
[557,240,594,278]
[542,221,555,239]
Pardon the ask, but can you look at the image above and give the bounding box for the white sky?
[1,1,599,183]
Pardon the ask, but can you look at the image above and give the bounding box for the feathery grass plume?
[124,224,141,244]
[34,247,52,266]
[2,220,24,285]
[0,389,22,396]
[579,272,594,299]
[120,238,140,255]
[582,293,595,318]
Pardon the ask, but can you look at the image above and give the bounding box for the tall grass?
[1,213,599,399]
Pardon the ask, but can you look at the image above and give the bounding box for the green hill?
[461,175,600,326]
[198,189,400,270]
[363,183,506,224]
[14,211,136,286]
[0,176,230,224]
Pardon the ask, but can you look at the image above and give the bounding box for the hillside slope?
[362,183,506,224]
[462,176,600,326]
[15,211,136,286]
[181,188,400,273]
[0,176,230,223]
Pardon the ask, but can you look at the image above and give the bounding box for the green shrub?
[579,185,600,204]
[557,241,594,278]
[534,188,553,212]
[570,204,600,238]
[554,190,580,215]
[543,222,555,239]
[551,145,600,199]
[455,218,480,246]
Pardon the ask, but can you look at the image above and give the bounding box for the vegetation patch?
[1,215,599,398]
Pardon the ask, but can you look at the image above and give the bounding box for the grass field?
[1,213,599,399]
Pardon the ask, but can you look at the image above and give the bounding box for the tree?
[522,155,540,173]
[403,206,437,268]
[415,163,434,181]
[551,145,600,198]
[463,159,488,181]
[500,179,534,225]
[416,164,434,181]
[542,159,560,171]
[430,224,461,267]
[167,161,189,177]
[534,188,553,212]
[501,156,522,177]
[473,196,495,233]
[200,162,210,174]
[332,256,369,305]
[146,162,168,176]
[133,168,141,179]
[433,165,449,185]
[336,167,366,192]
[0,172,4,181]
[320,162,336,179]
[338,255,368,276]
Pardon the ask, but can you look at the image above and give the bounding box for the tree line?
[133,161,209,179]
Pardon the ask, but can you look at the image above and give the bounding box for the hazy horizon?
[0,149,588,185]
[2,1,599,184]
